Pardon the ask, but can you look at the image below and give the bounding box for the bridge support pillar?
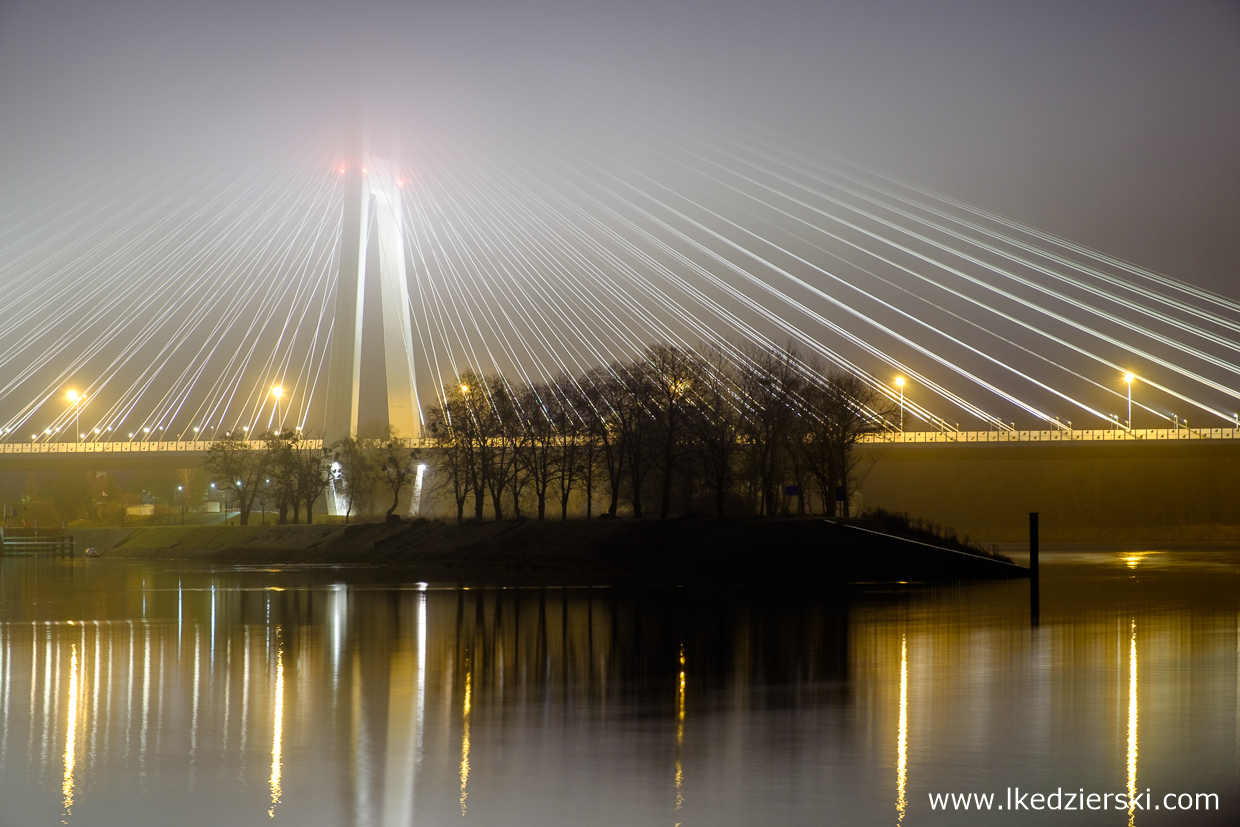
[324,154,421,516]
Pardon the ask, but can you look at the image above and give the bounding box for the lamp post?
[66,390,84,443]
[178,485,184,526]
[1124,373,1134,431]
[895,377,905,432]
[271,385,284,428]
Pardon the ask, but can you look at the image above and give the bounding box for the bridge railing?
[0,437,437,454]
[0,430,1235,453]
[860,427,1240,444]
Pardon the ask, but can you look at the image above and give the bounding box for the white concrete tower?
[324,147,421,517]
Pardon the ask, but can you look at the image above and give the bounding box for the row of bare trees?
[424,343,896,521]
[202,427,421,525]
[202,430,335,525]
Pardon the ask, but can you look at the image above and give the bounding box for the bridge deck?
[0,428,1235,455]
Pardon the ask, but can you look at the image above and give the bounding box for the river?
[0,547,1237,825]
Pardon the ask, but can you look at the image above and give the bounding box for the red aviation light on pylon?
[397,178,406,186]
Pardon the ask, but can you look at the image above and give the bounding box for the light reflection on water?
[0,549,1237,825]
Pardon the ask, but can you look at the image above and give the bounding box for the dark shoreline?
[64,518,1027,585]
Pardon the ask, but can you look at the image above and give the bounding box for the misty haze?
[1,1,1239,825]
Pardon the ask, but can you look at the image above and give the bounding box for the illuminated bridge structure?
[3,427,1238,473]
[3,118,1239,475]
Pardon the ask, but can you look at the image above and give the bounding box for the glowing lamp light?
[895,377,904,388]
[66,390,81,403]
[271,385,284,399]
[1124,373,1134,384]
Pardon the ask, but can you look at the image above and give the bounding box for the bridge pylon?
[324,150,420,514]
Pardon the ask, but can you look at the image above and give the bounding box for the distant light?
[895,377,905,388]
[143,427,150,433]
[271,385,284,399]
[44,428,51,434]
[128,433,134,438]
[66,390,80,403]
[1124,372,1134,384]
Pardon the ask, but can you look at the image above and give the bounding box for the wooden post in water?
[1030,512,1040,624]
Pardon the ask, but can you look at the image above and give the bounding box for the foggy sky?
[2,0,1236,291]
[1,0,1239,436]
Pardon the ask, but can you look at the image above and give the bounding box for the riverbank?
[66,517,1027,584]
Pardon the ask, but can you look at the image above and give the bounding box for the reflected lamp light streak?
[896,634,908,825]
[269,642,285,818]
[675,644,687,813]
[460,663,472,816]
[1127,619,1138,827]
[62,644,79,815]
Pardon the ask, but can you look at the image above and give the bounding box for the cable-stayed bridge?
[3,117,1239,466]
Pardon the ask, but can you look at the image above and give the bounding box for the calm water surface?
[1,548,1238,825]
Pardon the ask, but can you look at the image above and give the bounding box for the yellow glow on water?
[1127,619,1138,827]
[896,635,907,825]
[460,666,471,815]
[63,644,79,815]
[268,646,284,818]
[1121,552,1157,569]
[675,645,686,813]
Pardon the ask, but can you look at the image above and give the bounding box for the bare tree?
[581,366,627,517]
[516,381,556,520]
[378,441,420,519]
[643,344,698,519]
[816,370,894,516]
[689,348,745,517]
[425,398,473,522]
[291,433,333,523]
[203,432,270,525]
[549,375,586,520]
[332,434,374,522]
[738,343,805,516]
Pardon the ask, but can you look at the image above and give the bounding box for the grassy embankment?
[68,516,1026,585]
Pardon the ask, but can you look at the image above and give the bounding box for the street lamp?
[271,385,284,427]
[894,377,905,432]
[1124,373,1134,431]
[178,485,185,526]
[66,390,84,443]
